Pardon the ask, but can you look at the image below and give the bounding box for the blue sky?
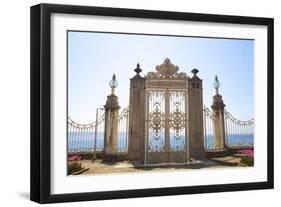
[68,31,254,124]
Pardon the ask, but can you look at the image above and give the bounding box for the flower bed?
[68,154,82,161]
[237,149,254,156]
[237,149,254,166]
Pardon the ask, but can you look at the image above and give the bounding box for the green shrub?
[240,156,254,166]
[96,152,103,159]
[67,162,83,175]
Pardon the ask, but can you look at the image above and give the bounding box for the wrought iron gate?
[145,86,189,163]
[147,90,187,152]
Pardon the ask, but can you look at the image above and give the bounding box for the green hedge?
[240,156,254,166]
[67,162,83,175]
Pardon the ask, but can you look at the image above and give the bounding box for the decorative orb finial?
[109,73,118,94]
[134,63,142,75]
[213,74,221,94]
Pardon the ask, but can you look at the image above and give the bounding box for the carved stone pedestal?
[211,76,226,151]
[103,75,121,158]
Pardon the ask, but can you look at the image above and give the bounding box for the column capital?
[104,94,120,110]
[211,94,225,110]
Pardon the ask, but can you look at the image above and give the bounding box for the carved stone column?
[103,74,120,156]
[188,69,206,158]
[211,75,226,150]
[128,64,146,162]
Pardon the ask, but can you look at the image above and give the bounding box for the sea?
[67,132,254,151]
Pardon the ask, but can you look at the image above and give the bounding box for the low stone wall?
[103,153,128,162]
[68,152,98,160]
[227,147,254,154]
[68,152,129,162]
[206,147,254,158]
[206,150,227,158]
[69,147,253,163]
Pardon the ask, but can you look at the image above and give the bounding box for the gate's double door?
[146,89,188,162]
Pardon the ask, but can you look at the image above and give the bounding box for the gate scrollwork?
[148,102,165,140]
[169,102,185,137]
[169,91,186,151]
[148,91,165,152]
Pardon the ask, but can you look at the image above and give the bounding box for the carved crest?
[146,58,187,79]
[156,58,179,77]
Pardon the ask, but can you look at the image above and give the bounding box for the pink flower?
[237,149,254,156]
[68,155,82,161]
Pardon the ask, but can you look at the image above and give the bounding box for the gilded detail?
[146,58,188,79]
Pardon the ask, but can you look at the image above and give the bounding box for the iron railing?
[68,107,129,153]
[203,106,254,151]
[224,109,254,148]
[68,106,254,153]
[68,114,105,153]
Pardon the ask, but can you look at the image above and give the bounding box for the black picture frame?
[30,3,274,204]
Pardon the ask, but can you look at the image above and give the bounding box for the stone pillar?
[128,64,146,162]
[103,74,120,156]
[188,69,206,158]
[211,75,226,150]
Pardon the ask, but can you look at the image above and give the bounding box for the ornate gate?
[128,58,205,164]
[144,63,190,163]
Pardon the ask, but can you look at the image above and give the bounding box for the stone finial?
[155,58,179,77]
[191,68,201,81]
[134,63,142,75]
[191,68,199,76]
